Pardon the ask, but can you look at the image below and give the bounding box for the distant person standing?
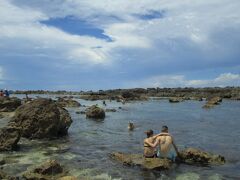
[4,89,9,97]
[103,100,106,106]
[0,90,4,97]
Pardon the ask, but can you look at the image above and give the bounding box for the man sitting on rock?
[145,126,180,161]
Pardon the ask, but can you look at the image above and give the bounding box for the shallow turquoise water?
[0,95,240,179]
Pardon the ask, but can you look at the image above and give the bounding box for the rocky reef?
[0,97,21,112]
[179,148,225,165]
[203,97,222,108]
[86,105,105,119]
[56,97,81,108]
[13,87,240,102]
[23,159,70,180]
[0,126,21,151]
[110,152,172,170]
[8,98,72,139]
[111,148,225,171]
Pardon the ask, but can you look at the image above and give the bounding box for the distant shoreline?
[12,87,240,100]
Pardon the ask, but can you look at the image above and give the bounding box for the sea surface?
[0,95,240,180]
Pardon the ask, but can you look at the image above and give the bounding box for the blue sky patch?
[40,16,112,41]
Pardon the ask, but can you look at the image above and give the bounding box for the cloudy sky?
[0,0,240,90]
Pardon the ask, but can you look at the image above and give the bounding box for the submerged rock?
[9,98,72,139]
[56,98,81,108]
[105,108,117,112]
[0,170,18,180]
[75,111,86,114]
[86,105,105,119]
[0,126,21,151]
[0,97,21,112]
[203,97,222,108]
[110,152,172,170]
[179,148,225,165]
[23,159,67,180]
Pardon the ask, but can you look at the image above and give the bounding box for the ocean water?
[0,95,240,180]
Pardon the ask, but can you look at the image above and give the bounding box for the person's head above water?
[161,125,168,133]
[145,129,154,138]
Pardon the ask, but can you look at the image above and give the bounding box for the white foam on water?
[176,172,200,180]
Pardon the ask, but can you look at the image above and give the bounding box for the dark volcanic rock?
[86,105,105,119]
[0,97,21,112]
[0,126,21,151]
[110,152,172,170]
[179,148,225,165]
[9,98,72,139]
[23,159,66,180]
[56,98,81,108]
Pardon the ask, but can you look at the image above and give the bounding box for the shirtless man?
[145,126,180,161]
[143,129,170,158]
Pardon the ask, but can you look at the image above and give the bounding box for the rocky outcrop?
[203,97,222,108]
[56,98,81,108]
[9,98,72,139]
[179,148,225,165]
[110,152,172,170]
[0,126,21,151]
[0,97,21,112]
[23,159,67,180]
[86,105,105,119]
[121,91,148,101]
[169,97,184,103]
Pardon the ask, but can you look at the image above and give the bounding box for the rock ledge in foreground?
[110,152,172,170]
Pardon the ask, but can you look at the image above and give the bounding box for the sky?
[0,0,240,91]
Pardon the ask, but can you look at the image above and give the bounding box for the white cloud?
[0,0,155,65]
[0,1,111,64]
[1,0,240,73]
[187,73,240,87]
[127,73,240,88]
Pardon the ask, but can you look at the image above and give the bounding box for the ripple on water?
[69,168,122,180]
[176,172,200,180]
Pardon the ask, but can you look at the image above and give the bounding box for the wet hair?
[161,125,168,132]
[145,129,154,138]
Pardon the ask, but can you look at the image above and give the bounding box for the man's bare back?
[156,135,173,157]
